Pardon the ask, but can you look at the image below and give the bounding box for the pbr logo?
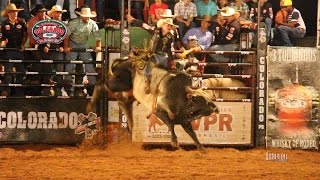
[75,112,101,139]
[32,19,67,44]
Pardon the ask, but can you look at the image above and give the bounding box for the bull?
[87,56,218,151]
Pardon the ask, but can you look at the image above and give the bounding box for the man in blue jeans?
[64,6,101,97]
[272,0,306,47]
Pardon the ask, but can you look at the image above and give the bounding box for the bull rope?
[147,71,171,119]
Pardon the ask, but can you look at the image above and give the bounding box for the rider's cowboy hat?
[157,18,178,28]
[48,5,67,17]
[1,3,23,17]
[160,9,175,18]
[220,6,235,17]
[76,7,96,18]
[196,15,213,22]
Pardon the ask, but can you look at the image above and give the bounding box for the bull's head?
[108,58,133,92]
[184,86,219,122]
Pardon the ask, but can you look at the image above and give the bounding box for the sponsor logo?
[32,19,67,44]
[75,112,101,139]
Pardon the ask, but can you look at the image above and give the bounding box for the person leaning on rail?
[0,3,27,96]
[207,6,241,74]
[64,6,101,97]
[43,5,67,96]
[27,4,54,96]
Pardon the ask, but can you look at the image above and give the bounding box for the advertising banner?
[267,47,319,149]
[132,101,252,145]
[0,99,88,144]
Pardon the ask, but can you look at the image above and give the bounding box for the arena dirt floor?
[0,137,319,179]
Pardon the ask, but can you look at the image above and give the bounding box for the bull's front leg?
[155,110,178,149]
[180,122,205,153]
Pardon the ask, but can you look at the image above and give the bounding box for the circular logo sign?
[32,19,67,44]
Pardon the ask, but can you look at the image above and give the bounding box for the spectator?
[0,3,27,96]
[229,0,249,19]
[165,0,177,14]
[46,5,67,96]
[174,0,197,38]
[274,5,288,28]
[249,0,273,40]
[56,0,77,20]
[0,0,9,23]
[27,4,52,96]
[217,0,230,9]
[210,13,224,45]
[11,0,43,21]
[182,15,213,52]
[64,6,101,96]
[149,0,169,25]
[208,7,240,73]
[273,0,306,46]
[196,0,218,19]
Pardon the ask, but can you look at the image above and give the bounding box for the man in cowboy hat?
[272,0,306,46]
[127,15,178,94]
[64,6,101,97]
[28,4,49,48]
[208,6,241,73]
[0,3,27,96]
[41,5,67,96]
[26,4,54,96]
[182,15,214,53]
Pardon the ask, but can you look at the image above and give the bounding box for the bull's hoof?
[171,141,179,149]
[198,147,207,154]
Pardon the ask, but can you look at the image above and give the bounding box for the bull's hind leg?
[86,82,108,113]
[180,122,205,152]
[155,111,178,149]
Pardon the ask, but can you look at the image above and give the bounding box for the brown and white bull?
[87,57,218,150]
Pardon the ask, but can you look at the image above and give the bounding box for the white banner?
[132,101,252,145]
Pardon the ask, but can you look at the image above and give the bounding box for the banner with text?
[132,101,252,145]
[267,47,319,150]
[0,99,88,144]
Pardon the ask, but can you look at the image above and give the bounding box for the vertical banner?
[255,27,267,147]
[120,0,130,58]
[0,99,88,144]
[132,101,252,145]
[267,47,319,150]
